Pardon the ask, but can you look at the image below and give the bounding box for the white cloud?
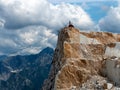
[0,19,5,28]
[0,22,3,28]
[14,26,57,55]
[48,0,119,3]
[0,30,20,55]
[0,0,94,30]
[118,1,120,7]
[99,6,120,32]
[19,30,38,44]
[0,0,94,55]
[0,25,57,55]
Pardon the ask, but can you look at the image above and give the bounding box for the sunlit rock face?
[104,57,120,85]
[42,26,120,90]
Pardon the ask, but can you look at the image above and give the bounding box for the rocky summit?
[42,25,120,90]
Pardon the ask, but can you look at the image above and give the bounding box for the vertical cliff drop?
[42,24,120,90]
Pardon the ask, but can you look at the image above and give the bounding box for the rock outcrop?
[42,26,120,90]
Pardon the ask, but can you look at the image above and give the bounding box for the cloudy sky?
[0,0,120,55]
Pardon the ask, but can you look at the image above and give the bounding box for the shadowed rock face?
[42,26,120,90]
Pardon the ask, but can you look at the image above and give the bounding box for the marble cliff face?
[42,26,120,90]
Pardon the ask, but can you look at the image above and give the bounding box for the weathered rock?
[103,57,120,85]
[107,83,113,89]
[42,26,120,90]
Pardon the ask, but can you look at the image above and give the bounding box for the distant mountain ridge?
[0,47,54,90]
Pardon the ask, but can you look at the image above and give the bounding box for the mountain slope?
[0,47,54,90]
[42,26,120,90]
